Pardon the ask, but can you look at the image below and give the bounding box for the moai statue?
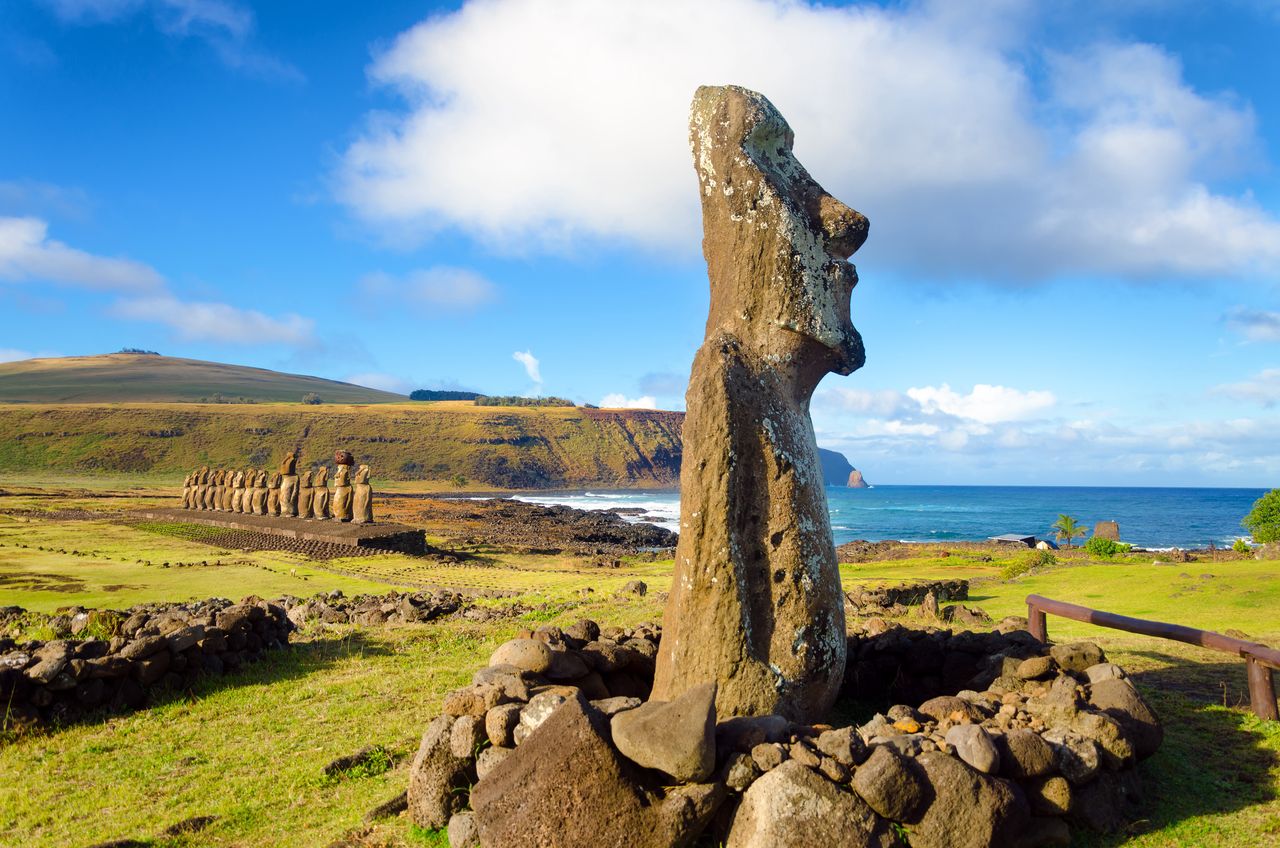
[195,467,209,510]
[267,472,282,517]
[311,466,331,520]
[239,468,253,513]
[352,464,374,525]
[181,472,193,509]
[252,470,269,515]
[279,451,300,518]
[205,469,219,511]
[298,469,314,520]
[332,450,354,522]
[220,469,235,511]
[230,469,245,513]
[651,86,869,723]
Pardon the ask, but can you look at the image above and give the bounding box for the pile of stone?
[845,579,969,613]
[279,590,467,627]
[0,597,292,726]
[407,620,1161,848]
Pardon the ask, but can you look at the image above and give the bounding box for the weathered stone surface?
[996,728,1057,779]
[1041,728,1101,785]
[1087,678,1162,759]
[1015,656,1057,680]
[484,703,521,748]
[907,751,1029,848]
[1069,769,1143,833]
[591,696,642,717]
[726,760,895,848]
[407,715,474,829]
[488,638,553,674]
[1050,642,1104,673]
[1084,662,1126,684]
[612,682,717,782]
[918,694,986,723]
[946,724,1000,774]
[520,690,570,733]
[447,811,479,848]
[474,745,511,781]
[441,683,509,717]
[471,693,714,848]
[450,715,485,759]
[852,744,928,821]
[815,725,866,766]
[1028,776,1072,816]
[717,714,790,752]
[751,742,785,772]
[653,85,869,723]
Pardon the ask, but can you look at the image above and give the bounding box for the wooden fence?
[1025,593,1279,721]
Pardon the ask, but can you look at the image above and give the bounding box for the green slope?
[0,354,405,404]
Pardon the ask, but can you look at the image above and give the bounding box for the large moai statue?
[298,469,314,520]
[251,470,268,515]
[332,451,354,522]
[231,469,245,513]
[651,86,869,723]
[279,451,300,518]
[312,466,331,520]
[352,464,374,525]
[181,472,193,509]
[220,469,235,512]
[203,468,218,510]
[267,472,282,516]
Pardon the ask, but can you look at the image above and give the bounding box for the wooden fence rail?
[1025,593,1279,721]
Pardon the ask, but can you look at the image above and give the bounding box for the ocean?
[510,485,1269,550]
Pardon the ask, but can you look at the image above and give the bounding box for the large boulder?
[726,760,896,848]
[852,745,928,821]
[407,715,474,829]
[906,752,1029,848]
[611,682,717,782]
[471,693,719,848]
[1087,678,1162,759]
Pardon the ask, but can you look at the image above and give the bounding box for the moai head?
[690,85,868,399]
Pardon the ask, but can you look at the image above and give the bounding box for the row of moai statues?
[180,450,374,524]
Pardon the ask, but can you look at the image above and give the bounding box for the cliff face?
[847,469,870,488]
[0,402,862,491]
[0,402,682,489]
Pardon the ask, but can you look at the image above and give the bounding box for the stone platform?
[133,508,426,555]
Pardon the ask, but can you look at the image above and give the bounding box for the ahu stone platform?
[133,508,426,555]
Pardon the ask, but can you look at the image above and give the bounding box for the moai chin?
[651,85,868,723]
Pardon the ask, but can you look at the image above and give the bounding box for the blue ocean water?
[512,486,1269,550]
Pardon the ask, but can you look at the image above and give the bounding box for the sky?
[2,0,1280,486]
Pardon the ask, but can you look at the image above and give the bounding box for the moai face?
[690,85,868,397]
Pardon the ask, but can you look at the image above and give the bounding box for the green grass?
[1,499,1279,846]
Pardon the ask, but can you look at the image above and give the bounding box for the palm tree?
[1051,514,1087,549]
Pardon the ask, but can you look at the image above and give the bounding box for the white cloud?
[512,350,541,384]
[111,295,316,345]
[0,216,163,291]
[816,387,914,417]
[1224,307,1280,342]
[1213,369,1280,407]
[600,393,657,409]
[344,371,410,394]
[0,348,58,363]
[359,267,498,311]
[337,0,1280,280]
[41,0,299,81]
[906,383,1057,423]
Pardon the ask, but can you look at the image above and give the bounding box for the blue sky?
[2,0,1280,486]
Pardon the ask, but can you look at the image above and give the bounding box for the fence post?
[1028,602,1047,643]
[1247,659,1279,722]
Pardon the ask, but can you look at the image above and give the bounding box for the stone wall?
[0,597,292,727]
[845,579,969,613]
[409,620,1161,848]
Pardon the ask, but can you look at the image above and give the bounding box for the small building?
[1036,539,1059,551]
[989,533,1038,548]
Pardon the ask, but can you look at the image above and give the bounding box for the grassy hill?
[0,353,405,404]
[0,401,684,489]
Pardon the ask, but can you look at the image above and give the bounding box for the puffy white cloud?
[359,267,498,311]
[1213,368,1280,407]
[816,387,914,417]
[111,295,316,345]
[1224,307,1280,342]
[0,216,163,291]
[512,350,541,384]
[906,384,1056,423]
[600,393,658,409]
[337,0,1280,280]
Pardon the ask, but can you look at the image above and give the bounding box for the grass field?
[1,491,1278,846]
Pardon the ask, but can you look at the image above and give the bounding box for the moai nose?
[817,194,868,259]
